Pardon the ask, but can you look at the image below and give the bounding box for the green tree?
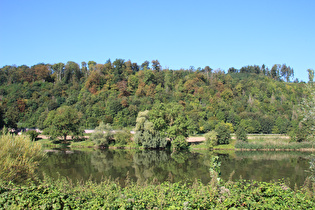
[43,106,82,142]
[26,130,39,141]
[114,129,131,145]
[205,130,218,149]
[236,125,248,142]
[64,61,81,83]
[280,64,294,82]
[134,110,167,149]
[172,135,189,150]
[271,64,280,80]
[215,122,231,145]
[297,84,315,140]
[51,62,65,82]
[308,69,314,83]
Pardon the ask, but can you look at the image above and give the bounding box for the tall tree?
[64,61,81,83]
[51,63,65,82]
[32,64,51,82]
[307,69,314,83]
[81,61,88,78]
[151,60,161,72]
[43,106,82,141]
[141,61,150,70]
[88,61,97,71]
[280,64,294,82]
[271,64,281,80]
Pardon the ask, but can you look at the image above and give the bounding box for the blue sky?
[0,0,314,82]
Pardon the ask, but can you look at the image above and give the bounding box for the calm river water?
[38,149,314,188]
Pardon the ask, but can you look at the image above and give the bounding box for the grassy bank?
[191,134,315,151]
[36,134,315,151]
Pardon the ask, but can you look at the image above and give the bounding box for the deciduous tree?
[43,106,82,141]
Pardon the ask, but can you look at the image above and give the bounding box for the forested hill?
[0,59,309,135]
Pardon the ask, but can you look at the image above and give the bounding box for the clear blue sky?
[0,0,314,82]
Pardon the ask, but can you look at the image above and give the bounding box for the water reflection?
[38,149,314,188]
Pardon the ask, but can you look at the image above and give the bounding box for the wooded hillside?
[0,59,310,136]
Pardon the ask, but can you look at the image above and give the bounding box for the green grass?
[70,139,96,148]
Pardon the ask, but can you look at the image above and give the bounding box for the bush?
[289,122,310,142]
[1,178,314,209]
[90,122,114,147]
[26,130,39,141]
[205,130,218,149]
[114,129,132,145]
[236,126,248,142]
[215,122,231,145]
[0,133,45,183]
[172,135,189,150]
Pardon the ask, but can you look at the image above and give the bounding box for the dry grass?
[0,133,45,183]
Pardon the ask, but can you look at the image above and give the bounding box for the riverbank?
[36,134,315,151]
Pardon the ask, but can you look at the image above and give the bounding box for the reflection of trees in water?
[38,150,95,181]
[310,155,315,182]
[90,150,134,182]
[235,151,312,160]
[132,150,210,184]
[218,151,310,188]
[133,150,169,183]
[39,149,311,188]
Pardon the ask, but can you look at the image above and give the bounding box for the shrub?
[26,130,39,141]
[236,126,248,142]
[215,122,231,145]
[90,122,114,147]
[172,135,189,150]
[1,178,314,209]
[0,133,45,183]
[114,129,132,145]
[289,122,309,142]
[205,130,218,149]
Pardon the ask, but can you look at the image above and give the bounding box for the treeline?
[0,59,310,136]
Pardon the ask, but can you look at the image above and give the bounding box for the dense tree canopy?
[0,59,311,140]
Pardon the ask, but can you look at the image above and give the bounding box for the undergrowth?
[0,176,314,209]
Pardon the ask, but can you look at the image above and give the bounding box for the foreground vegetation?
[0,132,45,183]
[1,176,314,209]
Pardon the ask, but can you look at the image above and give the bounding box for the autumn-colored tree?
[33,64,51,81]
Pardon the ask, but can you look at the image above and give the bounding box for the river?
[38,149,314,188]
